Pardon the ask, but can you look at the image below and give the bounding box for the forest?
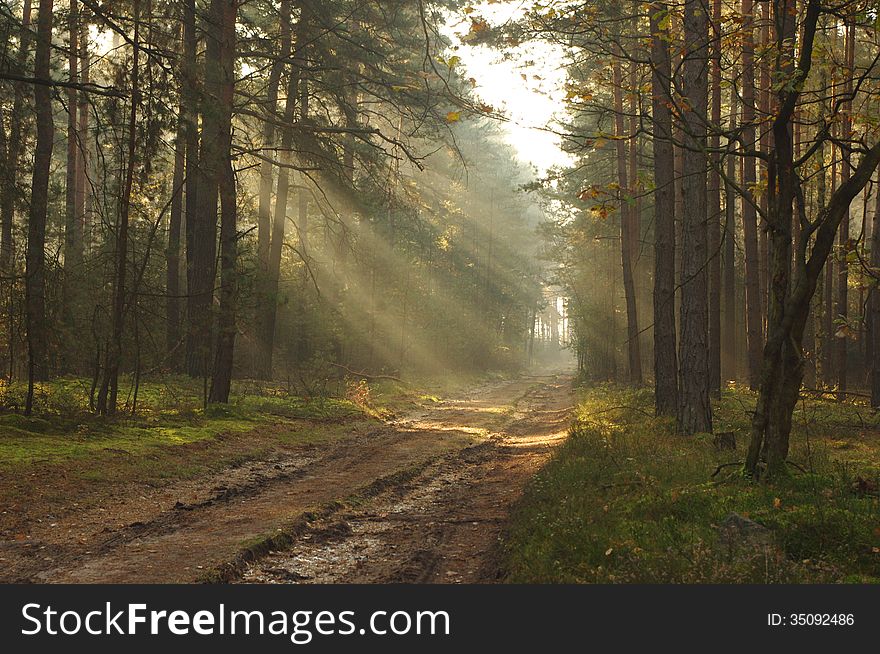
[0,0,879,584]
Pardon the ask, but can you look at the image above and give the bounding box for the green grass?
[504,383,880,584]
[0,376,371,476]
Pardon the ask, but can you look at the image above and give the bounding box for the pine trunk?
[25,0,55,413]
[677,0,712,434]
[741,0,763,389]
[208,0,238,404]
[650,2,677,415]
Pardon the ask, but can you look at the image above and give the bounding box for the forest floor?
[0,370,573,583]
[505,383,880,583]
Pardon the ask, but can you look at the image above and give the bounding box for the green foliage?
[504,384,880,583]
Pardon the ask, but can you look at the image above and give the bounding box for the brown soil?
[1,372,573,583]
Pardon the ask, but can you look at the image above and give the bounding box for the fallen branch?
[800,387,871,400]
[330,362,408,385]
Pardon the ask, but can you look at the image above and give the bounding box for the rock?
[716,513,772,550]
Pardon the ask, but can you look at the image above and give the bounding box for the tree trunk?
[188,0,224,382]
[834,21,855,398]
[818,84,833,386]
[260,9,309,381]
[76,11,90,253]
[650,2,677,415]
[871,168,880,407]
[208,0,238,404]
[758,1,773,334]
[722,77,738,383]
[612,50,641,384]
[97,0,140,415]
[741,0,763,389]
[61,0,82,372]
[183,0,210,378]
[1,0,31,272]
[254,0,292,379]
[166,101,185,362]
[708,0,722,395]
[744,0,880,478]
[25,0,55,413]
[1,0,32,382]
[677,0,712,434]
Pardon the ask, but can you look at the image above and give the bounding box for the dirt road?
[4,372,573,583]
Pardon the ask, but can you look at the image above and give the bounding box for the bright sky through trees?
[442,2,573,174]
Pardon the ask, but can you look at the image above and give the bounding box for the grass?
[504,383,880,584]
[0,376,387,506]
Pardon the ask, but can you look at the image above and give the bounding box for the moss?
[0,374,391,477]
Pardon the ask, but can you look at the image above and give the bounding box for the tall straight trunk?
[296,74,310,258]
[741,0,763,389]
[1,0,31,271]
[870,169,880,407]
[97,0,140,415]
[208,0,238,404]
[834,22,854,398]
[1,0,32,382]
[677,0,712,434]
[824,143,837,385]
[818,72,832,386]
[758,1,772,330]
[612,52,641,384]
[627,4,642,353]
[25,0,55,414]
[254,0,292,379]
[628,88,641,276]
[650,2,677,415]
[260,7,309,381]
[722,78,738,382]
[795,115,816,388]
[76,13,90,252]
[167,12,190,363]
[183,0,206,377]
[166,103,185,361]
[860,182,871,374]
[294,76,311,363]
[188,0,223,383]
[707,0,722,395]
[62,0,81,366]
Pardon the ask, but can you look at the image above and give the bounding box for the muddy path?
[3,372,573,583]
[237,372,574,584]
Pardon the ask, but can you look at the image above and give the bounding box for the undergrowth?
[504,383,880,583]
[0,376,370,472]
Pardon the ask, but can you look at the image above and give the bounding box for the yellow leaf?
[773,497,782,509]
[446,111,461,123]
[471,18,489,33]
